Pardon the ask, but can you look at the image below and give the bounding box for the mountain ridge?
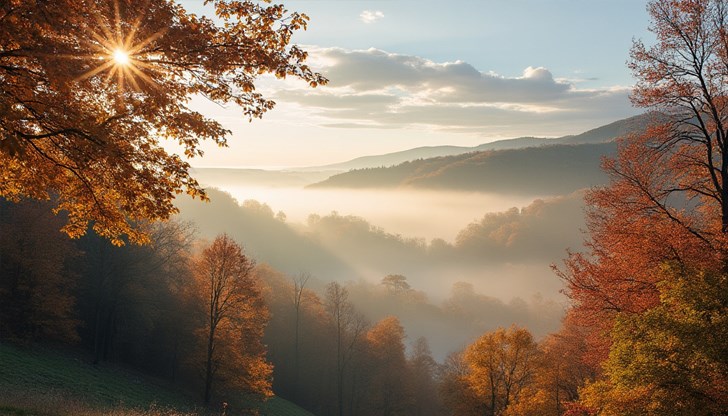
[295,112,658,172]
[307,142,617,195]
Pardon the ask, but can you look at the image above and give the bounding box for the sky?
[174,0,652,169]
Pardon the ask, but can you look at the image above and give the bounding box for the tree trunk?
[204,326,215,404]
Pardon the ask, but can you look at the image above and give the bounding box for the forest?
[1,0,727,415]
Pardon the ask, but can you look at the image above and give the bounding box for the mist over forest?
[172,115,657,360]
[176,167,588,357]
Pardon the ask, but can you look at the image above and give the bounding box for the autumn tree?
[550,3,728,413]
[629,0,728,237]
[558,0,728,366]
[362,316,412,416]
[191,234,271,405]
[442,326,540,416]
[505,319,596,416]
[0,0,325,244]
[578,265,728,416]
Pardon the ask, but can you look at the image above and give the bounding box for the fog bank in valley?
[175,185,587,358]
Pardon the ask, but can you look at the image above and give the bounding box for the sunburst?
[75,0,166,95]
[112,49,130,66]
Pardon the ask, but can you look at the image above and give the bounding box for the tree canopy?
[580,266,728,415]
[0,0,325,244]
[558,0,728,365]
[556,1,728,412]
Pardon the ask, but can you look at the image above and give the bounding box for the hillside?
[298,112,655,172]
[552,111,666,145]
[308,142,616,195]
[0,342,314,416]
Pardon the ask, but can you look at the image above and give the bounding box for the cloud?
[271,47,639,137]
[360,10,385,24]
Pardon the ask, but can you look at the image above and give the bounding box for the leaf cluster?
[0,0,325,244]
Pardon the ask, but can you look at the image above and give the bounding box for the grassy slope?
[0,342,314,416]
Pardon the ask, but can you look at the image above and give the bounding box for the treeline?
[0,198,448,415]
[0,199,270,410]
[0,197,587,416]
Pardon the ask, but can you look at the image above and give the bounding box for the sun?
[75,1,167,95]
[112,49,130,66]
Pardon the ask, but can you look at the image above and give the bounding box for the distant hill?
[174,188,358,278]
[308,142,617,195]
[552,111,666,145]
[299,112,658,172]
[295,145,472,172]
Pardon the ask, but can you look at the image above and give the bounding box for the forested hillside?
[310,142,615,195]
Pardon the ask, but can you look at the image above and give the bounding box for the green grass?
[0,342,315,416]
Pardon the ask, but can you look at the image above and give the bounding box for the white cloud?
[269,47,639,138]
[360,10,384,24]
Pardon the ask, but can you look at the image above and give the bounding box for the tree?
[363,316,412,416]
[191,234,271,404]
[579,265,728,416]
[0,199,79,342]
[505,319,596,416]
[629,0,728,237]
[457,326,540,416]
[74,219,197,365]
[0,0,326,245]
[408,337,443,416]
[440,351,487,416]
[381,274,411,295]
[257,264,334,414]
[324,281,367,416]
[557,0,728,365]
[291,271,310,395]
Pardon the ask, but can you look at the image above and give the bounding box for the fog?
[192,169,542,242]
[178,178,587,301]
[176,170,589,358]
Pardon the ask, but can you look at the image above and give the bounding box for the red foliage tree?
[558,0,728,365]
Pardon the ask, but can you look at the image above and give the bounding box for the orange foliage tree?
[441,326,540,416]
[363,316,412,416]
[557,0,728,366]
[504,318,596,416]
[191,234,271,405]
[0,0,325,245]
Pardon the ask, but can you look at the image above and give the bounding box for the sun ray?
[127,64,157,89]
[128,29,167,55]
[75,60,116,82]
[117,67,125,95]
[69,0,164,96]
[123,0,153,52]
[126,68,142,92]
[113,0,123,48]
[90,7,116,50]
